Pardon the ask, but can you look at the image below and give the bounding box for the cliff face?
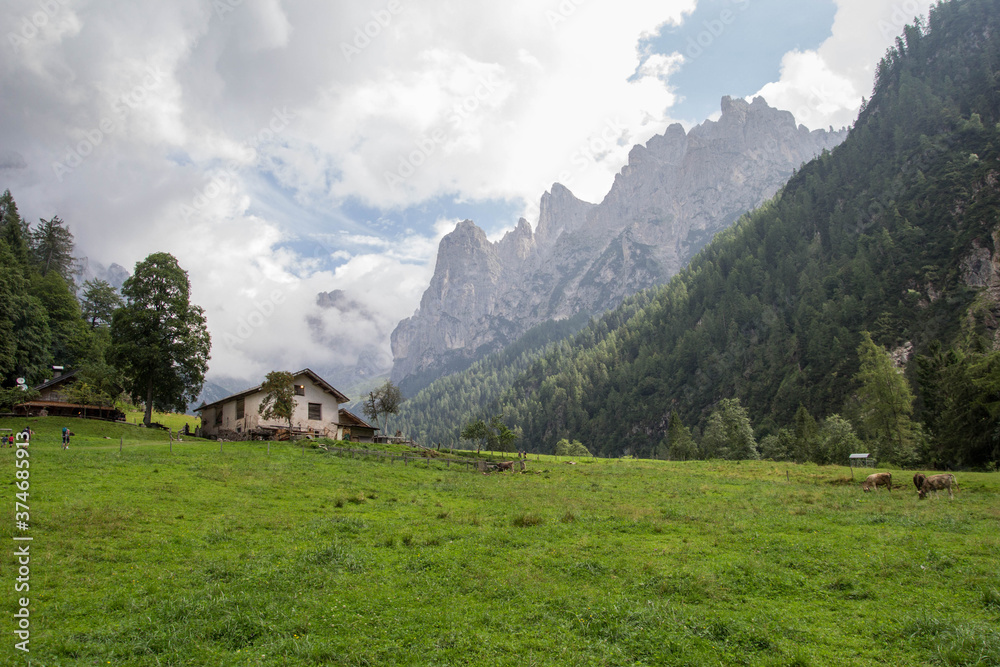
[391,97,848,391]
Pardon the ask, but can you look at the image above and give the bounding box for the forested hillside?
[0,191,118,407]
[393,313,591,444]
[0,192,210,420]
[405,0,1000,468]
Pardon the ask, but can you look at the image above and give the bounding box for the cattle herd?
[860,471,959,499]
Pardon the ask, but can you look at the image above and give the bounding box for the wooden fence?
[322,445,526,472]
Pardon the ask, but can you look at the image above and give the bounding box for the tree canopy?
[110,252,210,426]
[31,216,76,286]
[81,279,123,328]
[259,371,296,429]
[363,379,405,435]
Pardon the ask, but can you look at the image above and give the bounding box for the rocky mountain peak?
[535,182,596,247]
[390,97,849,393]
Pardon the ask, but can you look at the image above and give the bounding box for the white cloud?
[750,0,936,129]
[13,0,933,387]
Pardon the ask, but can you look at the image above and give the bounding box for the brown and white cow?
[918,473,958,499]
[861,472,893,492]
[913,473,927,491]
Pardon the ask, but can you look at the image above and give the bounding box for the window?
[308,403,322,420]
[294,384,305,396]
[214,408,222,425]
[236,397,245,420]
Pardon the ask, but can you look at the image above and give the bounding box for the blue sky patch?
[645,0,837,123]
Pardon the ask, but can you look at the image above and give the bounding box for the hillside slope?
[413,0,1000,464]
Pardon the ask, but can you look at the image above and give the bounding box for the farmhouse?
[195,369,350,440]
[12,369,124,421]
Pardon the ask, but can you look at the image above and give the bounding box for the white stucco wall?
[199,372,343,438]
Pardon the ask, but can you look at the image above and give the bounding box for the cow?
[913,473,927,491]
[918,473,958,499]
[496,461,515,472]
[861,472,893,492]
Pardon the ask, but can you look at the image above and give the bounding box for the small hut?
[848,453,875,479]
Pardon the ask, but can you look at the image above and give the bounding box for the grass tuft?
[512,513,543,527]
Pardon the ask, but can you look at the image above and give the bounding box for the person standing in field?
[62,426,70,449]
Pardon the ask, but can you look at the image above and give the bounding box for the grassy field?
[1,416,998,666]
[121,409,200,432]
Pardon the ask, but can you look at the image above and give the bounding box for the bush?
[555,438,591,457]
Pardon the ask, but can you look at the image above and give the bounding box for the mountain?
[476,0,1000,466]
[74,257,130,292]
[391,97,847,394]
[186,378,243,414]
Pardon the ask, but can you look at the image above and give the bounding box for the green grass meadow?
[2,417,999,666]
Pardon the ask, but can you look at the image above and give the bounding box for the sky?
[0,0,936,389]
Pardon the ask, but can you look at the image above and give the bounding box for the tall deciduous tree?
[364,379,405,434]
[814,414,862,465]
[259,370,295,430]
[460,418,489,454]
[554,438,591,457]
[853,331,919,465]
[110,252,210,426]
[490,414,519,454]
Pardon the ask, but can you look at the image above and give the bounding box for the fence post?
[119,436,122,454]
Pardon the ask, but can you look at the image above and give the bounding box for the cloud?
[749,0,936,129]
[14,0,930,387]
[0,0,701,385]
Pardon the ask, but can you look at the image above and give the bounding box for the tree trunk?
[144,376,154,427]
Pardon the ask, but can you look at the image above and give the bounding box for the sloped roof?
[194,369,349,412]
[33,370,78,391]
[338,408,379,431]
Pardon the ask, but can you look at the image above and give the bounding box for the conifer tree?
[853,331,919,465]
[81,279,123,328]
[31,216,76,285]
